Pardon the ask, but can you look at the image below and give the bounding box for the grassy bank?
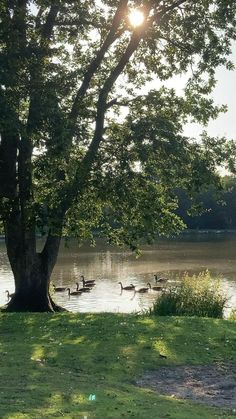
[0,313,236,419]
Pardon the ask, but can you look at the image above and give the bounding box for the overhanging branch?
[148,0,188,25]
[40,4,60,41]
[27,5,60,135]
[69,0,128,122]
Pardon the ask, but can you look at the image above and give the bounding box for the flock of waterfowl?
[119,274,168,294]
[4,275,96,301]
[4,274,168,302]
[53,275,96,297]
[53,273,168,298]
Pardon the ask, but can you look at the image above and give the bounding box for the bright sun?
[129,9,145,27]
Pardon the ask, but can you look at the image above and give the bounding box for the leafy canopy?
[1,0,236,250]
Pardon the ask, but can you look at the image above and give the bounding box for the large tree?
[0,0,236,312]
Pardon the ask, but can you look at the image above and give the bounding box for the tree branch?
[70,0,188,125]
[105,98,135,109]
[27,5,60,135]
[13,0,27,45]
[65,28,151,204]
[69,0,128,122]
[159,35,193,54]
[105,98,119,108]
[41,229,62,276]
[148,0,188,25]
[35,6,46,30]
[40,4,60,41]
[54,18,91,27]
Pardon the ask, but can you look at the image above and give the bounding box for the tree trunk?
[3,251,66,312]
[0,2,66,313]
[3,215,65,312]
[3,249,54,312]
[5,270,54,312]
[0,132,18,199]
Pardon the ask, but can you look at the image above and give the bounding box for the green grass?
[0,313,236,418]
[151,271,228,318]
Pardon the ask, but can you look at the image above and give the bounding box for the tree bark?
[3,252,53,312]
[0,132,18,199]
[3,217,64,312]
[2,250,66,312]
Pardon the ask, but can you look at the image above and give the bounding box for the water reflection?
[0,233,236,314]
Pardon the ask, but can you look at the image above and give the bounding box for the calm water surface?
[0,232,236,315]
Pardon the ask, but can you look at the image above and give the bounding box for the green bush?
[229,309,236,320]
[150,271,227,318]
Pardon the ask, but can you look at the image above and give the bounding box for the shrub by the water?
[150,271,227,318]
[229,309,236,320]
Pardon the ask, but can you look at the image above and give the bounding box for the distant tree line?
[1,176,236,237]
[176,176,236,230]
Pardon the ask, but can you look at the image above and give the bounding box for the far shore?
[1,229,236,242]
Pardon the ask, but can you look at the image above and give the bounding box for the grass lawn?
[0,313,235,418]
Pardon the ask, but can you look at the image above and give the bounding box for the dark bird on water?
[76,282,91,292]
[118,282,135,291]
[82,280,95,287]
[147,282,162,291]
[53,284,67,292]
[5,290,14,300]
[81,276,96,287]
[67,288,82,296]
[154,274,168,284]
[134,286,149,293]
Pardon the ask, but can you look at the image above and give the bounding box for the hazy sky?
[128,43,236,142]
[184,43,236,140]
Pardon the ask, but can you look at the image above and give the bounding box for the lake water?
[0,232,236,316]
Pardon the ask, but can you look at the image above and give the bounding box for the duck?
[80,275,96,286]
[52,284,67,292]
[5,290,14,300]
[118,282,135,291]
[76,282,91,292]
[154,274,168,284]
[135,286,149,293]
[67,288,82,296]
[147,282,162,291]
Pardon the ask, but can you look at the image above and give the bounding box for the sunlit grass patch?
[0,313,236,418]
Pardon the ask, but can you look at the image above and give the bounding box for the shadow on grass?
[0,313,236,418]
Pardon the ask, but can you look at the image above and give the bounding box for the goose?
[5,290,14,300]
[80,275,96,286]
[82,277,96,287]
[135,286,149,293]
[147,282,162,291]
[52,284,67,292]
[76,282,91,292]
[67,288,82,296]
[154,274,168,284]
[118,282,135,291]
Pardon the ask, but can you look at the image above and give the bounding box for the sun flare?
[129,9,145,27]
